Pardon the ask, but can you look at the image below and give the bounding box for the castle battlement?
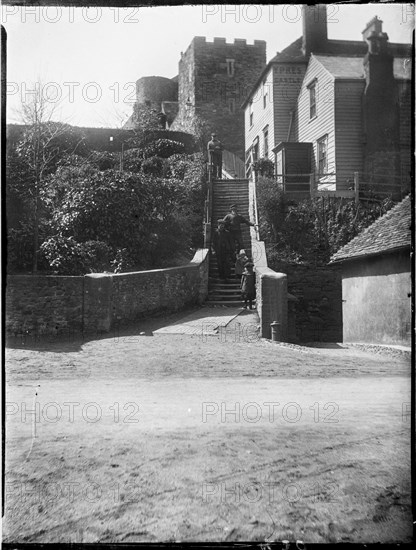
[193,36,266,48]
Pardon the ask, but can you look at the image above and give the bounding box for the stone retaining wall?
[271,261,343,342]
[5,275,84,337]
[6,249,209,338]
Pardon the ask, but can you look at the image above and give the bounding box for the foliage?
[252,157,275,178]
[128,104,161,146]
[141,156,168,177]
[87,150,119,171]
[122,148,143,173]
[142,139,185,159]
[7,104,206,274]
[41,237,113,275]
[36,150,206,274]
[256,175,395,265]
[192,114,212,153]
[256,176,286,241]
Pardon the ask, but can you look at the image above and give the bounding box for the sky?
[2,3,414,128]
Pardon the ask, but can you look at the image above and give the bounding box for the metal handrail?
[204,164,214,249]
[250,174,260,242]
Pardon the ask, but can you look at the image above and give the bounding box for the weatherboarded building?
[243,5,412,197]
[330,196,412,346]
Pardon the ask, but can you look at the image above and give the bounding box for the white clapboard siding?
[245,66,275,162]
[334,79,365,190]
[297,56,336,181]
[272,63,307,144]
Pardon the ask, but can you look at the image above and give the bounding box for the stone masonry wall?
[172,37,266,159]
[6,250,209,338]
[5,275,84,337]
[271,261,343,342]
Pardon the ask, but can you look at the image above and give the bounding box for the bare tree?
[13,82,85,271]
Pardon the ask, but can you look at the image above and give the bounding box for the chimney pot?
[362,16,383,42]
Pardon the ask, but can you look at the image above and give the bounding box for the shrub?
[41,237,113,275]
[252,157,275,178]
[143,139,185,159]
[257,190,395,265]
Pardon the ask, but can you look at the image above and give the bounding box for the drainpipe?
[287,110,295,141]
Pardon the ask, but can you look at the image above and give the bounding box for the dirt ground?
[3,310,413,543]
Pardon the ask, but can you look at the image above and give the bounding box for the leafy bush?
[141,156,168,177]
[252,157,275,177]
[256,176,286,241]
[7,121,206,274]
[41,237,113,275]
[122,148,143,173]
[143,139,185,159]
[256,180,395,265]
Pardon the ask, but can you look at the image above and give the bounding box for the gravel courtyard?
[3,310,412,543]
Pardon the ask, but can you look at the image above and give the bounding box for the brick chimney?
[362,18,400,193]
[302,5,328,57]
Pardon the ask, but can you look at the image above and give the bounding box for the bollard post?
[271,321,281,342]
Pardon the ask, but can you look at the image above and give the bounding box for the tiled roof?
[314,55,412,80]
[269,37,305,63]
[330,196,412,263]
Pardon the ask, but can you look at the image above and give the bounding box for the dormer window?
[226,58,235,77]
[308,80,317,119]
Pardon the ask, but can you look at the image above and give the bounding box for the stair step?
[205,300,256,307]
[209,284,241,289]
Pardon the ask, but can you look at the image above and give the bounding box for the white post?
[309,173,315,197]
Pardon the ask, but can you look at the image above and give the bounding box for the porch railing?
[272,171,407,203]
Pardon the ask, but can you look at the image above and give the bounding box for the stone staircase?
[206,178,254,307]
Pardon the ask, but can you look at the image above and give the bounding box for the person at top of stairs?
[222,204,257,253]
[211,219,235,281]
[207,133,223,179]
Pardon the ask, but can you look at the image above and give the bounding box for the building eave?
[329,245,411,265]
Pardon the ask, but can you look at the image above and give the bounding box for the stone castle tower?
[125,37,266,160]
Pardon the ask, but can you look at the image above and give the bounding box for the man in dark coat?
[207,133,223,178]
[212,219,234,280]
[222,204,257,253]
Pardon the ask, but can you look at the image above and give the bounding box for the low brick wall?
[6,249,209,338]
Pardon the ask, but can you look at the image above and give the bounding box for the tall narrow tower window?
[226,58,235,77]
[228,98,236,114]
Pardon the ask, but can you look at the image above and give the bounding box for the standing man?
[207,133,223,179]
[222,204,257,253]
[211,219,234,281]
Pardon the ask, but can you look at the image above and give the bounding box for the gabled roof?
[269,36,305,63]
[241,37,307,109]
[314,54,412,80]
[330,196,412,263]
[241,37,412,108]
